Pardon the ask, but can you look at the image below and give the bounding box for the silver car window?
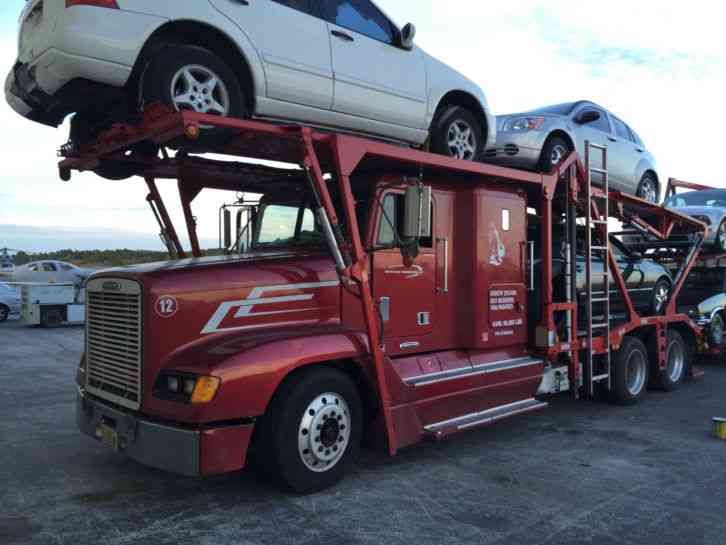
[612,117,632,141]
[324,0,396,44]
[573,106,611,134]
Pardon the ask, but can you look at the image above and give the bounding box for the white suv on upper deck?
[6,0,495,164]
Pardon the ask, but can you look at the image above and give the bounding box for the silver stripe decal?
[201,280,340,334]
[406,357,543,388]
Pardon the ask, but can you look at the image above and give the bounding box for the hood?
[86,250,341,419]
[669,205,725,219]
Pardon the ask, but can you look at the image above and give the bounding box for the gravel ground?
[1,321,725,545]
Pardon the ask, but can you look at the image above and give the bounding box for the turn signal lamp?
[191,377,221,404]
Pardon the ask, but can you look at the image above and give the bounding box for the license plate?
[97,424,119,451]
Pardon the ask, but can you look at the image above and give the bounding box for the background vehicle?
[6,0,495,169]
[664,189,726,252]
[0,282,21,322]
[13,260,92,287]
[483,101,660,202]
[18,282,85,328]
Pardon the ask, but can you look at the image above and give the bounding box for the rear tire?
[636,173,659,203]
[611,336,649,405]
[430,106,484,161]
[0,304,9,323]
[142,44,247,147]
[40,308,63,329]
[653,330,686,391]
[650,278,671,315]
[257,367,362,494]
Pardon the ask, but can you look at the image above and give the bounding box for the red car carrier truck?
[62,107,713,493]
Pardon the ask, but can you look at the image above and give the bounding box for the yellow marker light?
[191,376,221,404]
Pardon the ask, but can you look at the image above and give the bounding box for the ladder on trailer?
[584,141,611,397]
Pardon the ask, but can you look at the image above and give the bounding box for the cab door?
[208,0,333,110]
[372,191,436,354]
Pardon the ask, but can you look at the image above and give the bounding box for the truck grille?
[85,278,142,410]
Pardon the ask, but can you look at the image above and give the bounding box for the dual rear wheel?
[610,330,687,405]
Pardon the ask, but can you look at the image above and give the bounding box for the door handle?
[608,137,617,142]
[436,237,449,293]
[231,0,249,4]
[331,30,355,42]
[635,148,644,153]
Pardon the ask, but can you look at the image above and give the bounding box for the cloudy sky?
[1,0,724,251]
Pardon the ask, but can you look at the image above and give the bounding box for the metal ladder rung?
[589,143,608,151]
[591,298,609,303]
[592,374,610,382]
[591,323,609,328]
[590,245,608,251]
[592,220,609,225]
[590,167,608,175]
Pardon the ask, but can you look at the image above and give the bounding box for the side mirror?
[403,184,432,239]
[576,110,601,125]
[399,23,416,50]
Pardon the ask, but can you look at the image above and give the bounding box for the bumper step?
[424,398,548,440]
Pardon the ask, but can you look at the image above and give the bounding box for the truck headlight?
[505,116,545,131]
[156,373,221,404]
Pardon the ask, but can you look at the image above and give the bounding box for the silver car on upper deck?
[482,101,660,202]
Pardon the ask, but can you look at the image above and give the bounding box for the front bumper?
[77,389,254,477]
[482,130,546,169]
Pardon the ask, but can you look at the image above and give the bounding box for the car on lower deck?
[663,189,726,253]
[483,101,660,202]
[6,0,495,167]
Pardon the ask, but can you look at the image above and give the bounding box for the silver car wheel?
[638,178,658,203]
[447,120,477,160]
[550,143,568,165]
[626,349,647,396]
[170,65,230,116]
[666,338,685,383]
[298,392,351,473]
[653,283,669,313]
[717,223,726,251]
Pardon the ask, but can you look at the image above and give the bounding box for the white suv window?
[325,0,395,44]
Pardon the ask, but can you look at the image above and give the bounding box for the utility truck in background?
[61,107,715,493]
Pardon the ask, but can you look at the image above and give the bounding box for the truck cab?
[77,171,542,492]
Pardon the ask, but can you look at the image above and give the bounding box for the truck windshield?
[665,190,726,208]
[254,204,323,248]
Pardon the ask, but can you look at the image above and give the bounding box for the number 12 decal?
[155,295,178,318]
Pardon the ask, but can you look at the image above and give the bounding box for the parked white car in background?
[6,0,495,175]
[0,282,21,322]
[13,261,92,287]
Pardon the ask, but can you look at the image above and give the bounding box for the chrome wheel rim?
[626,350,647,396]
[550,143,568,166]
[718,224,726,250]
[666,339,685,383]
[654,284,669,313]
[170,65,230,116]
[639,179,658,203]
[298,392,351,473]
[447,120,477,160]
[711,315,724,345]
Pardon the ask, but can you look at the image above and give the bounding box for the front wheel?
[714,221,726,253]
[636,174,659,203]
[539,135,571,172]
[0,305,9,323]
[257,367,362,494]
[430,106,484,161]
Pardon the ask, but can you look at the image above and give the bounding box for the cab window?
[324,0,396,44]
[255,204,320,247]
